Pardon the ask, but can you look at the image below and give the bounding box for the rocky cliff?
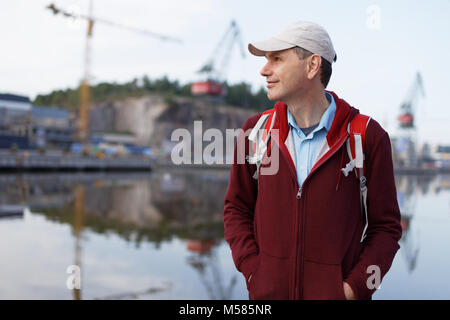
[89,95,257,153]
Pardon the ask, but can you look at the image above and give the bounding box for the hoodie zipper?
[296,187,302,199]
[295,134,349,299]
[294,185,302,299]
[271,136,301,299]
[272,128,350,299]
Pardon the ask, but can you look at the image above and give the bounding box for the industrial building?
[0,93,32,148]
[31,105,75,150]
[0,93,75,150]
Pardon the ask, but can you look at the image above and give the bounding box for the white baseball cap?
[248,21,337,64]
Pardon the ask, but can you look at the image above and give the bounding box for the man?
[223,21,402,300]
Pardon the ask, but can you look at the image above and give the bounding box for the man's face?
[260,48,308,102]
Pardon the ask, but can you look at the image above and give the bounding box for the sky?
[1,0,449,145]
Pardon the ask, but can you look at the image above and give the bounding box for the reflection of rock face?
[77,171,230,242]
[83,180,162,228]
[77,171,229,233]
[112,181,162,225]
[149,171,229,229]
[0,172,229,244]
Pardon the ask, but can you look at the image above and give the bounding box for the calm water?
[0,170,448,299]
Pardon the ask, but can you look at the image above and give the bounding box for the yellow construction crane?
[46,2,182,144]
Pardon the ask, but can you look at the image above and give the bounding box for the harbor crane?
[394,72,426,167]
[397,72,425,129]
[46,2,181,143]
[191,20,246,96]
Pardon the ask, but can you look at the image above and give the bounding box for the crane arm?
[400,72,425,114]
[46,3,182,43]
[197,21,236,77]
[196,20,246,81]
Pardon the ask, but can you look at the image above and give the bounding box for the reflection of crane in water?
[73,183,174,300]
[186,239,237,299]
[0,184,85,299]
[396,175,420,273]
[73,185,85,300]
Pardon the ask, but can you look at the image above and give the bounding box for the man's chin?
[267,91,280,101]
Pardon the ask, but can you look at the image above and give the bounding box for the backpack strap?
[248,109,277,180]
[341,114,371,242]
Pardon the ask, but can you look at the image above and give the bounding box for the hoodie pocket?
[247,262,260,293]
[248,253,291,300]
[302,260,347,300]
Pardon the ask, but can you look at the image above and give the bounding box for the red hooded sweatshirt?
[223,91,402,300]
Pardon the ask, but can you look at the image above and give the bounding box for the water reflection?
[395,174,449,275]
[396,174,420,273]
[73,186,84,300]
[0,172,227,245]
[0,171,449,299]
[0,171,238,299]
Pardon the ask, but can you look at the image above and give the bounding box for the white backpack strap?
[357,119,370,242]
[350,131,368,242]
[341,123,356,177]
[249,114,269,143]
[247,111,276,180]
[341,117,371,243]
[354,134,364,169]
[359,169,368,242]
[248,113,269,166]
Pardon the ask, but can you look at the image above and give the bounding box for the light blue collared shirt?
[287,91,336,187]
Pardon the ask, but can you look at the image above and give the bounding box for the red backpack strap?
[248,108,275,154]
[262,109,275,140]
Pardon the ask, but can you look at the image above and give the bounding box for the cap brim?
[248,38,295,56]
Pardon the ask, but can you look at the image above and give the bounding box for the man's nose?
[260,62,272,77]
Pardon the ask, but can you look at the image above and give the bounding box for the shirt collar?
[287,91,336,135]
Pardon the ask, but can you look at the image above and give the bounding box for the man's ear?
[306,54,322,80]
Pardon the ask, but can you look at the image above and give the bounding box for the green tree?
[142,75,153,91]
[32,76,271,112]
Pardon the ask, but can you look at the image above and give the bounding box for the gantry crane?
[46,2,182,144]
[397,72,425,129]
[191,20,246,96]
[394,72,426,167]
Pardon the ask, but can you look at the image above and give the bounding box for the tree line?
[33,75,272,112]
